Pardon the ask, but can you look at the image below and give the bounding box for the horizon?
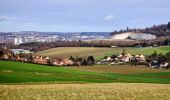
[0,0,170,32]
[0,31,112,33]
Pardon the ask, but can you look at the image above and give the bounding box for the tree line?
[111,22,170,36]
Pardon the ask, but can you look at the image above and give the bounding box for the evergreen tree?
[167,22,170,30]
[87,56,95,65]
[0,50,3,57]
[69,56,74,61]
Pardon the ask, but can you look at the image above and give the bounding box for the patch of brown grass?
[36,47,116,58]
[0,83,170,100]
[0,70,13,73]
[36,47,168,59]
[69,65,170,74]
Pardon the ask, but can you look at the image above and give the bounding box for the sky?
[0,0,170,32]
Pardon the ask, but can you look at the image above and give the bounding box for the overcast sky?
[0,0,169,32]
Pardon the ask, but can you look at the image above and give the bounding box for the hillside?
[111,22,170,36]
[111,32,156,40]
[0,61,170,84]
[36,46,170,59]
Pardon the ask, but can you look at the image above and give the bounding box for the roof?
[11,49,33,54]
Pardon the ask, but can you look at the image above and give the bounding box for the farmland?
[1,83,170,100]
[36,46,170,59]
[0,61,170,84]
[1,46,170,99]
[0,60,170,99]
[69,65,170,74]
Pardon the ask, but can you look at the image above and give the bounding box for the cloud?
[0,16,8,22]
[104,15,119,21]
[0,16,15,22]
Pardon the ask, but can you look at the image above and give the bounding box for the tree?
[166,52,170,61]
[69,56,74,61]
[82,58,88,66]
[122,49,127,56]
[153,50,157,56]
[127,27,129,31]
[167,22,170,30]
[0,50,3,57]
[87,56,95,65]
[158,53,167,63]
[103,56,108,59]
[111,54,117,59]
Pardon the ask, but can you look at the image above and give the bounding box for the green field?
[36,46,170,59]
[158,46,170,51]
[1,60,170,99]
[0,61,170,84]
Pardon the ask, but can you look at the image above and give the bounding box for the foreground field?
[36,46,170,59]
[0,61,170,84]
[0,83,170,100]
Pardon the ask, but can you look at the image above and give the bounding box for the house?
[135,55,145,62]
[102,56,112,62]
[118,53,132,63]
[16,55,27,62]
[117,54,123,58]
[140,55,145,60]
[1,51,13,60]
[62,59,74,66]
[33,58,49,65]
[121,56,130,62]
[160,62,169,69]
[149,60,160,68]
[51,58,63,66]
[44,56,50,60]
[106,56,112,61]
[11,49,33,54]
[1,54,9,59]
[51,58,74,66]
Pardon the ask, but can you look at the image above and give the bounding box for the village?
[0,46,169,69]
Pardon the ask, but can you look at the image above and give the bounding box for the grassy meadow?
[36,46,170,60]
[0,61,170,84]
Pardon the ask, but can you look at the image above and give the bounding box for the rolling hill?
[0,61,170,84]
[36,46,170,59]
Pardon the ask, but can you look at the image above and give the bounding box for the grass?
[0,61,170,84]
[1,83,170,100]
[36,46,170,60]
[0,61,115,83]
[69,65,170,74]
[1,46,170,99]
[0,60,170,100]
[158,46,170,51]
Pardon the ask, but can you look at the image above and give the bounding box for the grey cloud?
[0,16,7,22]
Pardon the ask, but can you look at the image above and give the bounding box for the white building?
[112,32,156,40]
[14,38,23,45]
[11,49,33,54]
[0,36,23,45]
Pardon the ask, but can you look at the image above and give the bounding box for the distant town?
[0,32,110,45]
